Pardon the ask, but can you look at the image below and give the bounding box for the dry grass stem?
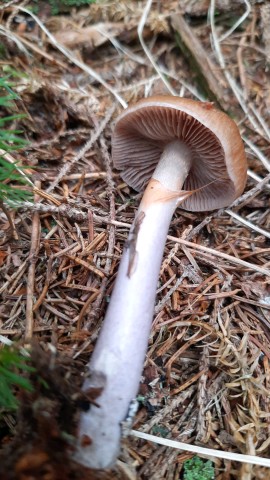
[131,431,270,468]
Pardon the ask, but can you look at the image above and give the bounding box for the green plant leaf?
[0,346,35,411]
[183,456,215,480]
[0,75,32,206]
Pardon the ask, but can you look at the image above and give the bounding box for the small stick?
[0,200,18,240]
[25,182,41,340]
[87,210,94,243]
[196,345,210,442]
[33,279,49,312]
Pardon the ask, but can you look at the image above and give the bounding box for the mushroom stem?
[75,141,192,469]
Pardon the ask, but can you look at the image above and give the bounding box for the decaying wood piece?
[171,14,227,107]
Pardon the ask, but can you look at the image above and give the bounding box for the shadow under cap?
[112,96,247,211]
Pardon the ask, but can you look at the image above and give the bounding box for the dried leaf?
[54,23,125,49]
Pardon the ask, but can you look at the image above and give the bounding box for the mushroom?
[75,96,247,469]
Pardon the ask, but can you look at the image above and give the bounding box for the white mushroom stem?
[75,141,192,469]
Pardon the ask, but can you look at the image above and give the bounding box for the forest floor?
[0,1,270,479]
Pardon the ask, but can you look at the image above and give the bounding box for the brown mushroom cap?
[112,96,247,211]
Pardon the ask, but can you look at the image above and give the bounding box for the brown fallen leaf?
[54,22,124,50]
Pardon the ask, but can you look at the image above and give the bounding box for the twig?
[25,182,41,340]
[46,172,108,181]
[243,136,270,172]
[66,254,105,278]
[33,257,53,312]
[88,210,94,243]
[229,173,270,208]
[225,209,270,239]
[18,202,88,220]
[185,173,270,241]
[236,25,249,100]
[154,271,187,314]
[0,201,18,240]
[248,169,270,189]
[76,292,100,331]
[196,345,209,443]
[0,259,27,295]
